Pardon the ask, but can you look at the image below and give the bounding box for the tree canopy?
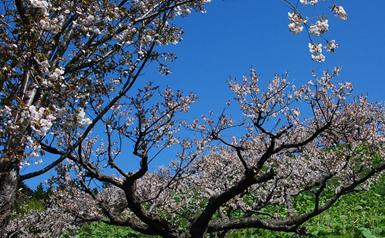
[1,0,385,237]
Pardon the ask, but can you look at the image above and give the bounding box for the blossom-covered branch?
[33,69,385,237]
[0,0,210,229]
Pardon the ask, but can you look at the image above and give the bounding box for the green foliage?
[62,222,158,238]
[70,175,385,238]
[15,182,49,216]
[227,175,385,238]
[33,183,50,200]
[358,227,378,238]
[16,197,45,216]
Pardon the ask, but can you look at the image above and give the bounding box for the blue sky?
[24,0,385,188]
[162,0,385,114]
[141,0,385,170]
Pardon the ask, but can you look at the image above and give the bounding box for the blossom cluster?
[0,0,209,166]
[309,18,329,36]
[29,106,56,136]
[287,0,348,62]
[288,12,305,34]
[5,184,102,237]
[300,0,319,5]
[333,5,348,20]
[308,43,325,62]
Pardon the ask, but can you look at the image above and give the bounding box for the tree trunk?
[0,158,19,232]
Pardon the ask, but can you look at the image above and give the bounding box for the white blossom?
[308,43,325,62]
[309,18,329,36]
[29,105,56,136]
[76,108,92,127]
[288,12,306,34]
[300,0,318,5]
[326,40,338,52]
[332,5,348,20]
[29,0,49,9]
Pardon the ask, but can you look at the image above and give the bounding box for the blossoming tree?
[0,0,210,229]
[1,0,373,236]
[23,68,384,237]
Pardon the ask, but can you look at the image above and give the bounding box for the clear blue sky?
[24,0,385,188]
[162,0,385,115]
[141,0,385,170]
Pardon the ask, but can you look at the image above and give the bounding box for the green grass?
[62,222,155,238]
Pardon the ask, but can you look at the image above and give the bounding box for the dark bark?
[188,170,275,237]
[0,158,19,232]
[123,185,179,238]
